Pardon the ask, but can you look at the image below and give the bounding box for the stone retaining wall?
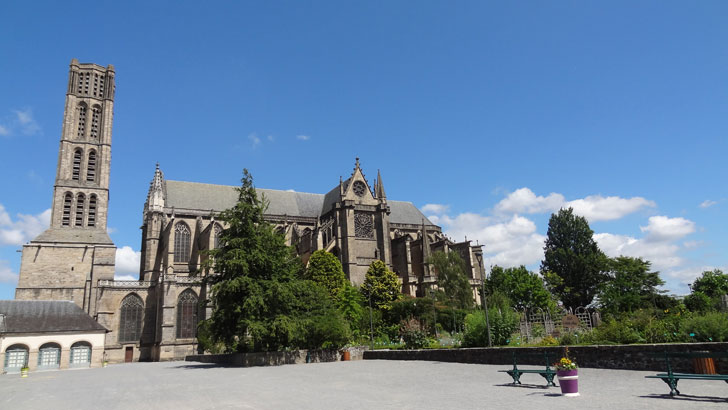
[363,343,728,372]
[186,346,369,367]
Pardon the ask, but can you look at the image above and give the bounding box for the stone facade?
[13,60,487,364]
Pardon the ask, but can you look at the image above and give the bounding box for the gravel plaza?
[2,360,727,409]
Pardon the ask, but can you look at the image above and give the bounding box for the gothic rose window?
[353,181,367,197]
[354,212,374,239]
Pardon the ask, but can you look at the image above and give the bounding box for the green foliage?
[681,312,728,342]
[489,308,519,345]
[488,265,555,311]
[361,260,402,310]
[429,251,473,309]
[598,257,666,315]
[684,291,713,313]
[201,170,350,352]
[690,269,728,298]
[462,312,489,347]
[337,283,365,337]
[306,250,346,300]
[541,208,608,310]
[399,317,429,349]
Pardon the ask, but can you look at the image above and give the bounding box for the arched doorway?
[4,344,29,373]
[70,341,92,368]
[38,342,61,370]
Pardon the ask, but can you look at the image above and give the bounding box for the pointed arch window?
[174,222,191,263]
[75,193,85,227]
[119,294,144,343]
[62,193,73,226]
[177,289,199,339]
[72,149,83,180]
[86,150,97,182]
[90,106,101,139]
[213,223,223,249]
[77,104,87,137]
[87,195,97,227]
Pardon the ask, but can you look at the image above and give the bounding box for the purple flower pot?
[557,369,579,396]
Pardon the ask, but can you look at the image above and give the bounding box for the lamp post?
[475,253,492,347]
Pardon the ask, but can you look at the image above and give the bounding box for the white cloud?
[494,188,564,214]
[421,203,450,215]
[640,215,695,242]
[493,187,654,221]
[594,232,683,270]
[13,108,41,136]
[0,124,9,136]
[0,260,18,284]
[115,246,140,279]
[267,135,275,142]
[0,204,51,245]
[567,195,655,222]
[700,200,717,209]
[248,133,261,148]
[296,135,310,141]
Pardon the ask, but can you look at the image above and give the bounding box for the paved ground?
[2,360,727,409]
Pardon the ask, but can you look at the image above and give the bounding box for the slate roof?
[164,180,435,226]
[0,300,107,334]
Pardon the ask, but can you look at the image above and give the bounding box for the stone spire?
[144,163,166,215]
[375,169,386,199]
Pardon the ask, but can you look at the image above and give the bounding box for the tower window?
[77,104,86,137]
[75,193,85,227]
[93,74,99,97]
[174,222,191,263]
[86,150,96,182]
[213,223,222,249]
[72,149,82,180]
[99,75,105,98]
[88,195,97,227]
[62,193,73,226]
[90,107,101,139]
[177,289,199,339]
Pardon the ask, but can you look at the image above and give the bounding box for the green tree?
[487,265,554,311]
[541,207,608,310]
[200,170,349,352]
[361,260,401,310]
[690,269,728,298]
[598,256,665,315]
[429,251,473,309]
[306,250,346,300]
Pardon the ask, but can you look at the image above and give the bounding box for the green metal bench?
[498,351,557,387]
[645,351,728,396]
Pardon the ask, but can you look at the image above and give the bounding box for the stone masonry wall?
[363,343,728,373]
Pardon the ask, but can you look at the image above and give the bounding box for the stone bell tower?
[15,59,117,314]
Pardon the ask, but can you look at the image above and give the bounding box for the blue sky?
[0,1,726,300]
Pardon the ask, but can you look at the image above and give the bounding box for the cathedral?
[11,60,485,365]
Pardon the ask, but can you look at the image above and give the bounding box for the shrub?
[400,317,429,349]
[681,312,728,342]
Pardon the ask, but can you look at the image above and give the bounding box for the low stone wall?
[186,346,369,367]
[363,343,728,373]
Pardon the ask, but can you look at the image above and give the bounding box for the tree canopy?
[690,269,728,298]
[597,256,665,315]
[361,260,401,310]
[200,170,349,352]
[487,265,554,311]
[541,207,608,310]
[306,250,347,300]
[429,251,473,309]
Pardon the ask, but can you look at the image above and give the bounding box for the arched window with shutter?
[86,150,96,182]
[174,222,191,262]
[62,193,73,226]
[77,104,87,137]
[72,149,83,180]
[176,289,198,339]
[90,106,101,139]
[118,294,144,343]
[74,193,85,227]
[87,195,97,227]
